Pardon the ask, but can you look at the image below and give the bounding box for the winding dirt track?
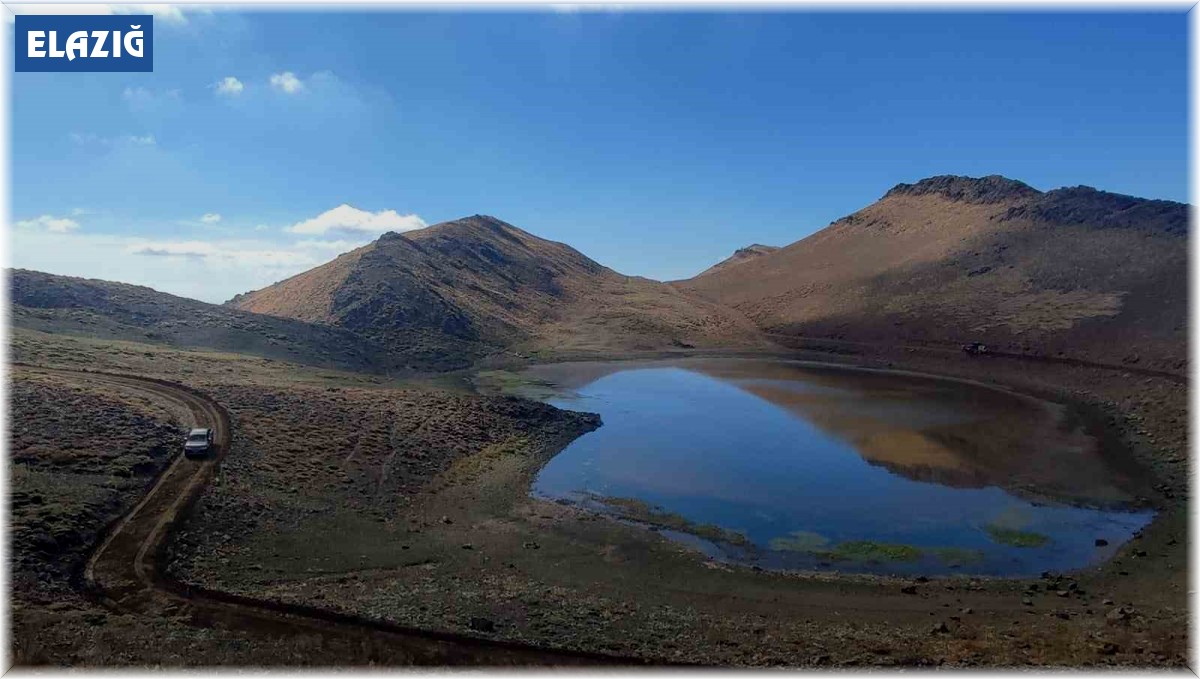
[27,367,638,666]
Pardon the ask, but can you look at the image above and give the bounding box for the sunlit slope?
[678,175,1187,370]
[229,215,767,359]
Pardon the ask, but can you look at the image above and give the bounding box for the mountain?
[691,244,780,279]
[10,269,411,373]
[228,215,765,361]
[677,175,1188,370]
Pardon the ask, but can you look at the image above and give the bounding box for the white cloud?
[286,204,426,236]
[294,238,365,252]
[269,71,305,95]
[70,132,156,147]
[214,76,244,96]
[126,239,314,268]
[16,214,81,233]
[10,205,423,304]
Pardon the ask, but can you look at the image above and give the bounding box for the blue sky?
[10,8,1189,302]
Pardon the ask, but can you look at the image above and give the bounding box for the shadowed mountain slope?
[10,269,410,373]
[678,175,1188,370]
[228,215,765,361]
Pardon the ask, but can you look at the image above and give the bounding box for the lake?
[516,358,1156,577]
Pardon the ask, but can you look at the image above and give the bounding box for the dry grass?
[679,184,1186,370]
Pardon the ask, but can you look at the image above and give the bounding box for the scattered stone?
[1106,606,1136,624]
[468,617,496,633]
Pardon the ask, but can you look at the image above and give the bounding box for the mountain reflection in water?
[520,359,1156,576]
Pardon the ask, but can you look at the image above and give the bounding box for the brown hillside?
[678,175,1187,370]
[229,215,765,359]
[9,269,409,373]
[691,244,780,279]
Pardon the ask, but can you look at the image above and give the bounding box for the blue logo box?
[15,14,153,72]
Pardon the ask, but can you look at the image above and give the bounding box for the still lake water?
[518,359,1156,577]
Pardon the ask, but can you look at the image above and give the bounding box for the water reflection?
[521,359,1156,576]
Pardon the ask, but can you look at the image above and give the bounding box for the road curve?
[24,366,641,666]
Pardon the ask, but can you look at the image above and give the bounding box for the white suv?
[183,428,214,458]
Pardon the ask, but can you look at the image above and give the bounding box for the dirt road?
[26,367,637,666]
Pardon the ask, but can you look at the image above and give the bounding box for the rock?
[1106,606,1136,624]
[468,617,496,633]
[1055,590,1069,598]
[1095,538,1109,546]
[901,585,918,595]
[461,544,474,550]
[960,607,973,615]
[1021,598,1033,606]
[522,541,540,550]
[930,622,949,635]
[440,516,453,524]
[1098,642,1120,655]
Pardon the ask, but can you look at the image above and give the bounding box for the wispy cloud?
[286,204,426,236]
[122,86,181,113]
[199,213,222,224]
[214,76,244,96]
[70,132,157,147]
[16,214,81,233]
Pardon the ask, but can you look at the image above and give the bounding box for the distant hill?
[677,175,1188,370]
[227,215,765,359]
[10,269,412,374]
[690,244,780,279]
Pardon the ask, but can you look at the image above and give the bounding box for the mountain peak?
[884,174,1041,204]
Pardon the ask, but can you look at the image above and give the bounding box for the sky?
[9,8,1189,303]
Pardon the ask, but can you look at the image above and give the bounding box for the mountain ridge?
[678,174,1188,370]
[228,214,767,360]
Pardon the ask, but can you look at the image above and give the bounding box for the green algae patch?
[983,524,1051,548]
[597,496,754,549]
[829,541,922,562]
[769,530,832,553]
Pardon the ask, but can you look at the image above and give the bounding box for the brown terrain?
[11,269,408,374]
[6,174,1190,668]
[228,215,767,364]
[689,243,780,279]
[678,175,1188,372]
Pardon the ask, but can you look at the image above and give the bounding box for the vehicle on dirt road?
[183,428,214,458]
[962,342,989,356]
